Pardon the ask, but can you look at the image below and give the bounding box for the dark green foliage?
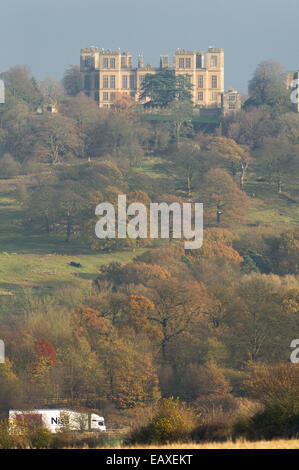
[139,69,193,108]
[246,60,292,112]
[234,407,299,441]
[241,250,272,274]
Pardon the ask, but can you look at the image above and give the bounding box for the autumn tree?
[183,362,231,401]
[102,335,160,408]
[200,168,248,225]
[224,273,296,365]
[222,107,270,148]
[0,100,32,161]
[0,153,21,178]
[72,305,110,348]
[147,279,209,363]
[62,65,83,96]
[266,229,299,275]
[277,112,299,145]
[26,185,59,235]
[56,188,84,241]
[172,142,201,196]
[254,137,297,193]
[121,295,160,341]
[244,362,299,414]
[39,77,64,104]
[0,359,22,410]
[24,113,82,165]
[2,65,42,108]
[207,137,252,190]
[169,101,193,145]
[247,60,291,110]
[60,93,101,159]
[34,339,56,366]
[110,93,136,116]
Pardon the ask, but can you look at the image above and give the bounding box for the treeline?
[1,229,299,404]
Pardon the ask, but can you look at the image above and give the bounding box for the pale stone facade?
[80,46,239,112]
[221,88,242,116]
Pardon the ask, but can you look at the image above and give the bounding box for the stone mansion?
[80,46,241,114]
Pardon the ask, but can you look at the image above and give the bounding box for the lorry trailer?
[9,409,106,433]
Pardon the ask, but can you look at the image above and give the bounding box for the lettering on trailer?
[51,416,66,425]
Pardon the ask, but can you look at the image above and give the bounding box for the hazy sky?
[0,0,298,92]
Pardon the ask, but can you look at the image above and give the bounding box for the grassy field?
[1,160,299,298]
[112,439,299,449]
[139,157,299,230]
[0,190,144,298]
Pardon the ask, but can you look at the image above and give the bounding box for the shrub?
[0,420,30,449]
[0,420,15,449]
[233,407,299,441]
[21,160,43,175]
[130,397,201,444]
[244,362,299,414]
[0,154,21,178]
[15,183,29,205]
[28,426,53,449]
[51,430,73,449]
[192,418,233,442]
[192,396,238,443]
[183,362,231,401]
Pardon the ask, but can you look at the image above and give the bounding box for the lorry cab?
[91,413,106,431]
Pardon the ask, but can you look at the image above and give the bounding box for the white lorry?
[9,409,106,433]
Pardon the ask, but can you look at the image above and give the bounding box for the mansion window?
[122,75,128,89]
[178,58,185,68]
[110,75,116,89]
[198,75,203,88]
[211,92,218,101]
[212,75,217,88]
[110,58,116,68]
[211,55,218,67]
[185,58,191,68]
[84,56,91,68]
[103,58,109,68]
[129,75,135,89]
[103,92,109,101]
[103,75,109,89]
[198,92,203,101]
[84,75,91,90]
